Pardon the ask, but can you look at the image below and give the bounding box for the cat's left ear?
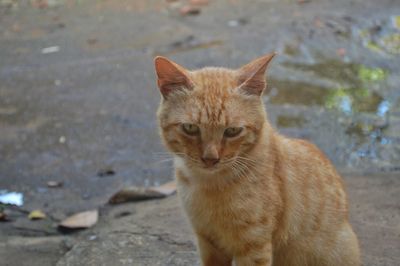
[237,52,276,96]
[154,56,194,99]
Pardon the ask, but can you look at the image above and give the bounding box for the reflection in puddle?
[0,190,24,206]
[268,80,384,114]
[346,122,392,160]
[377,100,390,117]
[269,59,389,115]
[267,58,397,165]
[359,15,400,54]
[282,59,388,83]
[346,122,390,145]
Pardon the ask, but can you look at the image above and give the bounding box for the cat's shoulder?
[278,134,331,164]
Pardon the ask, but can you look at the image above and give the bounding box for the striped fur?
[155,54,360,266]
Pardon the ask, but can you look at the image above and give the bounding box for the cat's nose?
[201,157,220,167]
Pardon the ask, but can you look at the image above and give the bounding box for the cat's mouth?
[199,159,234,172]
[180,154,231,172]
[202,163,219,170]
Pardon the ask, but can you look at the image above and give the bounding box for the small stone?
[58,209,98,229]
[47,180,63,188]
[228,20,239,27]
[41,46,60,54]
[59,136,66,143]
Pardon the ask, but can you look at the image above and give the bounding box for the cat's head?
[155,54,275,173]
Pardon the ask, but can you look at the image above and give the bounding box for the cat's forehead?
[189,67,239,94]
[182,68,241,125]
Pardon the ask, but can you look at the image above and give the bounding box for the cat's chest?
[177,180,259,231]
[178,179,270,254]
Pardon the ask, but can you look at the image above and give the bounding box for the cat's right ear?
[154,56,193,99]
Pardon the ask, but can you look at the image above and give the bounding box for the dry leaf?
[59,209,98,229]
[28,210,46,220]
[150,181,176,196]
[109,180,176,204]
[179,5,200,16]
[0,212,7,221]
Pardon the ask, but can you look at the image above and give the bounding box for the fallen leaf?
[47,180,63,188]
[179,5,201,16]
[109,180,176,204]
[28,210,46,220]
[0,212,7,221]
[150,181,176,195]
[59,209,98,229]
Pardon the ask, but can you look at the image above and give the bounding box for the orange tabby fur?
[154,53,360,266]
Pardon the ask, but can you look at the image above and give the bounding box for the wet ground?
[0,0,399,265]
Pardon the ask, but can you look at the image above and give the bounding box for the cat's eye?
[224,127,243,138]
[182,123,200,136]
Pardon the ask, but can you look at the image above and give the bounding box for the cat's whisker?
[231,159,249,178]
[150,158,175,165]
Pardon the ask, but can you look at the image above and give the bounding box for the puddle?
[0,190,24,206]
[345,121,393,161]
[267,57,398,167]
[268,79,384,114]
[276,115,306,128]
[359,15,400,54]
[282,60,387,85]
[269,59,389,115]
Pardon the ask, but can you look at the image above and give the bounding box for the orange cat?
[154,53,360,266]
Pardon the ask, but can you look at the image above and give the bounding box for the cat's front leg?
[196,233,232,266]
[234,241,273,266]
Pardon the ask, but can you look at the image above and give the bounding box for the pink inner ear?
[158,79,188,96]
[240,76,266,96]
[237,53,276,96]
[154,56,193,98]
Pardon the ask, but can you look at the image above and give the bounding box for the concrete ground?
[0,0,399,265]
[45,173,400,265]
